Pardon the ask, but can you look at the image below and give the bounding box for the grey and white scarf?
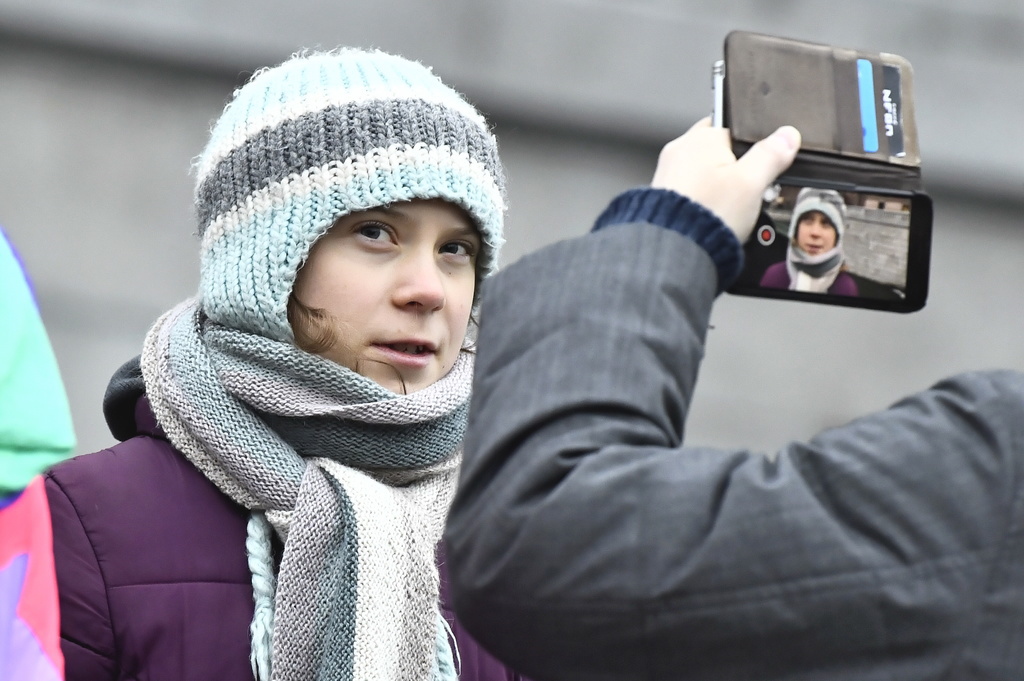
[786,244,844,293]
[141,299,468,681]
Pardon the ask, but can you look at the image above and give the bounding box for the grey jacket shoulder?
[446,224,1024,681]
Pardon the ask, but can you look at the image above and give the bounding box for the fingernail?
[774,126,801,151]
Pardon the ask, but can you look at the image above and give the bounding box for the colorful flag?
[1,479,63,681]
[1,228,75,680]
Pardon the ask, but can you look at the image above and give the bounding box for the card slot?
[879,53,920,165]
[831,48,865,157]
[880,63,905,158]
[872,60,892,157]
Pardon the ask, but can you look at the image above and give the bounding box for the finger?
[688,116,713,131]
[665,117,720,152]
[671,119,731,160]
[735,125,801,189]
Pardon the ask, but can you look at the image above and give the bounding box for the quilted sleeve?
[44,472,117,681]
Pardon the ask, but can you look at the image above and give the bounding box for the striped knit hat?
[193,49,506,342]
[789,187,846,243]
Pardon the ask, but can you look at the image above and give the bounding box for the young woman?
[45,49,525,681]
[759,187,859,296]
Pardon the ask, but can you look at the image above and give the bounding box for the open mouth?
[383,343,432,356]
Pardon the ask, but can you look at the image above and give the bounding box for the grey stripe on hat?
[195,101,503,234]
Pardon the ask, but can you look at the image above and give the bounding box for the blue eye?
[441,241,477,258]
[358,222,390,241]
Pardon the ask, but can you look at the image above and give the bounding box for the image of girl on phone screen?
[759,187,859,296]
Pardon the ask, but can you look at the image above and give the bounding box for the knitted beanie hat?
[193,49,506,342]
[788,187,846,243]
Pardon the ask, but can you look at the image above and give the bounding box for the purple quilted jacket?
[45,360,526,681]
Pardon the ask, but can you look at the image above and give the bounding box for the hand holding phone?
[650,118,801,244]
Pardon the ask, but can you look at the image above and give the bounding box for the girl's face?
[292,199,480,393]
[795,211,838,255]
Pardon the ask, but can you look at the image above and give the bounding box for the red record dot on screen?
[757,225,776,246]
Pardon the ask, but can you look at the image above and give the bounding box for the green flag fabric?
[0,228,75,494]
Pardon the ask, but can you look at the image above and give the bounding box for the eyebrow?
[448,224,482,240]
[373,206,480,239]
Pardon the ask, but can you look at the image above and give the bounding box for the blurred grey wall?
[1,0,1022,455]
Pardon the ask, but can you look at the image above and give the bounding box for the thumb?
[735,125,801,188]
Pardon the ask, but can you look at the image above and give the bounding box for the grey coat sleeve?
[445,223,1024,681]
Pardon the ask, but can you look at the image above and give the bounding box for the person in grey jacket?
[444,118,1024,681]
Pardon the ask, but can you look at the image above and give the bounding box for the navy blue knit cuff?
[591,187,744,293]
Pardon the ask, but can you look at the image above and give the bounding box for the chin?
[361,361,450,395]
[384,374,433,395]
[383,380,409,394]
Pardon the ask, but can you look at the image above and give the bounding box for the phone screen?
[728,181,932,312]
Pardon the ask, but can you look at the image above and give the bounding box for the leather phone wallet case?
[723,31,924,193]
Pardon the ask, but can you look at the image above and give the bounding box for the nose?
[808,218,827,238]
[393,252,446,311]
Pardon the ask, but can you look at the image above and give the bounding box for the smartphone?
[711,33,932,313]
[728,180,932,311]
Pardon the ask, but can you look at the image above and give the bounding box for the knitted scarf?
[140,299,469,681]
[786,244,844,293]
